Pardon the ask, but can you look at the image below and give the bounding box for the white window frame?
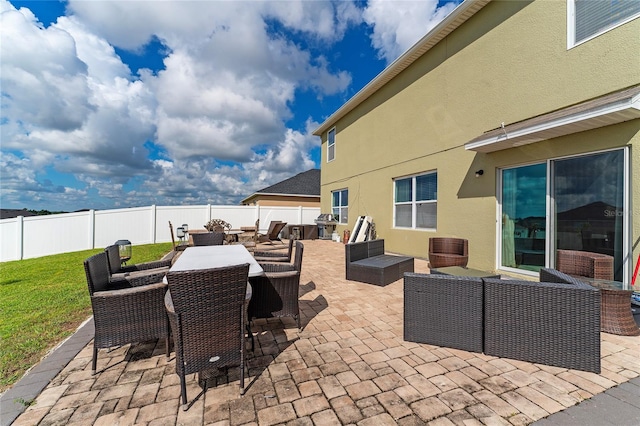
[327,127,336,162]
[567,0,640,49]
[393,171,437,230]
[331,188,348,224]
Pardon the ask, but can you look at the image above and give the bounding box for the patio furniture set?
[83,231,636,411]
[83,226,304,410]
[404,236,638,374]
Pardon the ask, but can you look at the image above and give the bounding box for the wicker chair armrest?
[264,270,299,279]
[121,259,172,272]
[253,249,287,257]
[258,262,295,273]
[92,282,167,299]
[254,255,289,262]
[125,271,167,287]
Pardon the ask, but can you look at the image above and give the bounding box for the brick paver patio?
[10,240,640,425]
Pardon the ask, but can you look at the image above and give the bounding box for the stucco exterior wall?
[320,0,640,275]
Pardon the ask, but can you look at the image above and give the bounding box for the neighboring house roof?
[0,209,38,219]
[313,0,491,136]
[241,169,320,203]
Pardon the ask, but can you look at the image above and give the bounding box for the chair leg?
[92,344,98,374]
[180,372,188,411]
[240,320,246,395]
[246,324,254,351]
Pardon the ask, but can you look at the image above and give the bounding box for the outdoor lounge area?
[4,240,640,425]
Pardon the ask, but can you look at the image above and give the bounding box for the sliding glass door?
[501,163,547,272]
[553,150,625,281]
[500,149,627,281]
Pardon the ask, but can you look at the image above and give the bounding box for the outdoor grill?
[315,214,337,240]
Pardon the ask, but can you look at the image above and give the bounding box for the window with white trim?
[394,172,437,229]
[568,0,640,48]
[327,128,336,162]
[332,189,348,224]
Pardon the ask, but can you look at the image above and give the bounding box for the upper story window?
[327,128,336,162]
[568,0,640,48]
[332,189,348,224]
[394,172,437,229]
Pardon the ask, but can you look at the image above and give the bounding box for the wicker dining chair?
[165,264,250,410]
[191,232,226,246]
[249,241,304,329]
[84,252,170,374]
[253,236,294,262]
[105,244,171,279]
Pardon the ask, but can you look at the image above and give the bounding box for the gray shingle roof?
[255,169,320,196]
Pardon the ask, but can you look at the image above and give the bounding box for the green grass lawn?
[0,243,173,392]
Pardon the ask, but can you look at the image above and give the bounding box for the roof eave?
[240,193,320,204]
[465,86,640,153]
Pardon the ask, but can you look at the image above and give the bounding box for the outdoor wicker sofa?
[404,268,601,373]
[346,239,414,286]
[84,252,170,374]
[484,269,601,373]
[404,273,483,352]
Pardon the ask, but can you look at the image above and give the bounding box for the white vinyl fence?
[0,204,321,262]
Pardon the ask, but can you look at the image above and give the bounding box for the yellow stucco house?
[314,0,640,283]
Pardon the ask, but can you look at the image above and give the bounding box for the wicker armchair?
[249,241,304,329]
[84,252,169,374]
[253,236,294,262]
[191,232,225,246]
[556,249,614,280]
[105,244,171,280]
[165,264,250,410]
[428,237,469,268]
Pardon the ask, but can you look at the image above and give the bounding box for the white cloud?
[363,0,459,64]
[0,5,92,132]
[4,0,439,211]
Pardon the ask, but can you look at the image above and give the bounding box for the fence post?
[17,216,24,260]
[89,210,95,249]
[151,205,157,243]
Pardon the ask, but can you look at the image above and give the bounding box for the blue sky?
[1,0,460,212]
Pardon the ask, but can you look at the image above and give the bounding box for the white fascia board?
[465,93,640,153]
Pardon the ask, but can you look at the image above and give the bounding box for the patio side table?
[579,278,640,336]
